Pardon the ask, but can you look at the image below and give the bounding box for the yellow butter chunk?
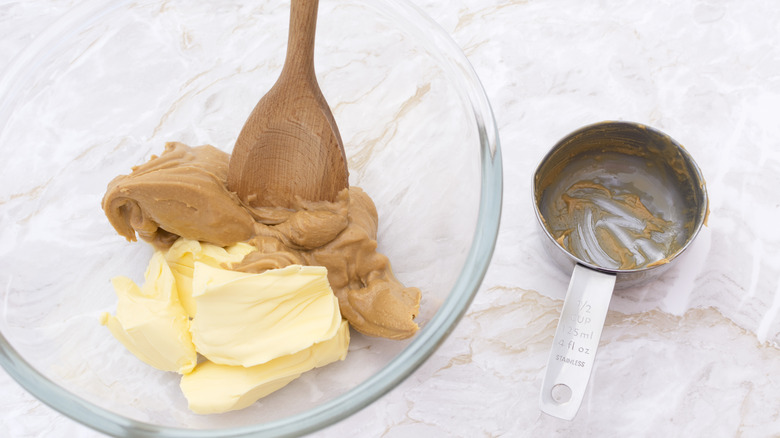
[100,252,197,374]
[190,263,342,367]
[181,320,350,414]
[165,238,256,317]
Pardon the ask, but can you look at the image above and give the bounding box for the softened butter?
[181,320,349,414]
[190,263,342,367]
[100,252,197,374]
[165,238,255,316]
[101,240,349,413]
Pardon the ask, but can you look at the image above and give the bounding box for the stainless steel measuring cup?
[533,121,709,420]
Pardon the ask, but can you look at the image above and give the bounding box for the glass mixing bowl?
[0,0,502,436]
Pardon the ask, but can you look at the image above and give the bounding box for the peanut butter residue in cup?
[102,142,420,340]
[547,180,680,270]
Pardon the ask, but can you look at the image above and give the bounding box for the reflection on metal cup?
[534,121,708,420]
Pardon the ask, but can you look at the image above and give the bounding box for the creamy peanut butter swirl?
[102,142,420,340]
[102,143,255,248]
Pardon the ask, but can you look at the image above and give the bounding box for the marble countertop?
[2,0,780,436]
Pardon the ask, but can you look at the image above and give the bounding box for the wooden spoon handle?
[283,0,319,76]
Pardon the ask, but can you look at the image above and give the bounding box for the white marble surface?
[2,0,780,436]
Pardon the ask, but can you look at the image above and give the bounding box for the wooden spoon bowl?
[228,0,348,209]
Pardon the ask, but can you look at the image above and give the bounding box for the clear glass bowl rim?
[0,0,503,436]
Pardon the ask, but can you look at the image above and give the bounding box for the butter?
[164,238,255,316]
[100,252,197,374]
[180,320,350,414]
[101,239,350,413]
[190,263,341,367]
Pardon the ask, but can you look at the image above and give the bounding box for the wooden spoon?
[227,0,348,209]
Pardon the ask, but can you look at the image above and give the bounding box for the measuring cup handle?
[539,264,616,420]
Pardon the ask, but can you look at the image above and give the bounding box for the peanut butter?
[102,142,420,340]
[102,143,255,248]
